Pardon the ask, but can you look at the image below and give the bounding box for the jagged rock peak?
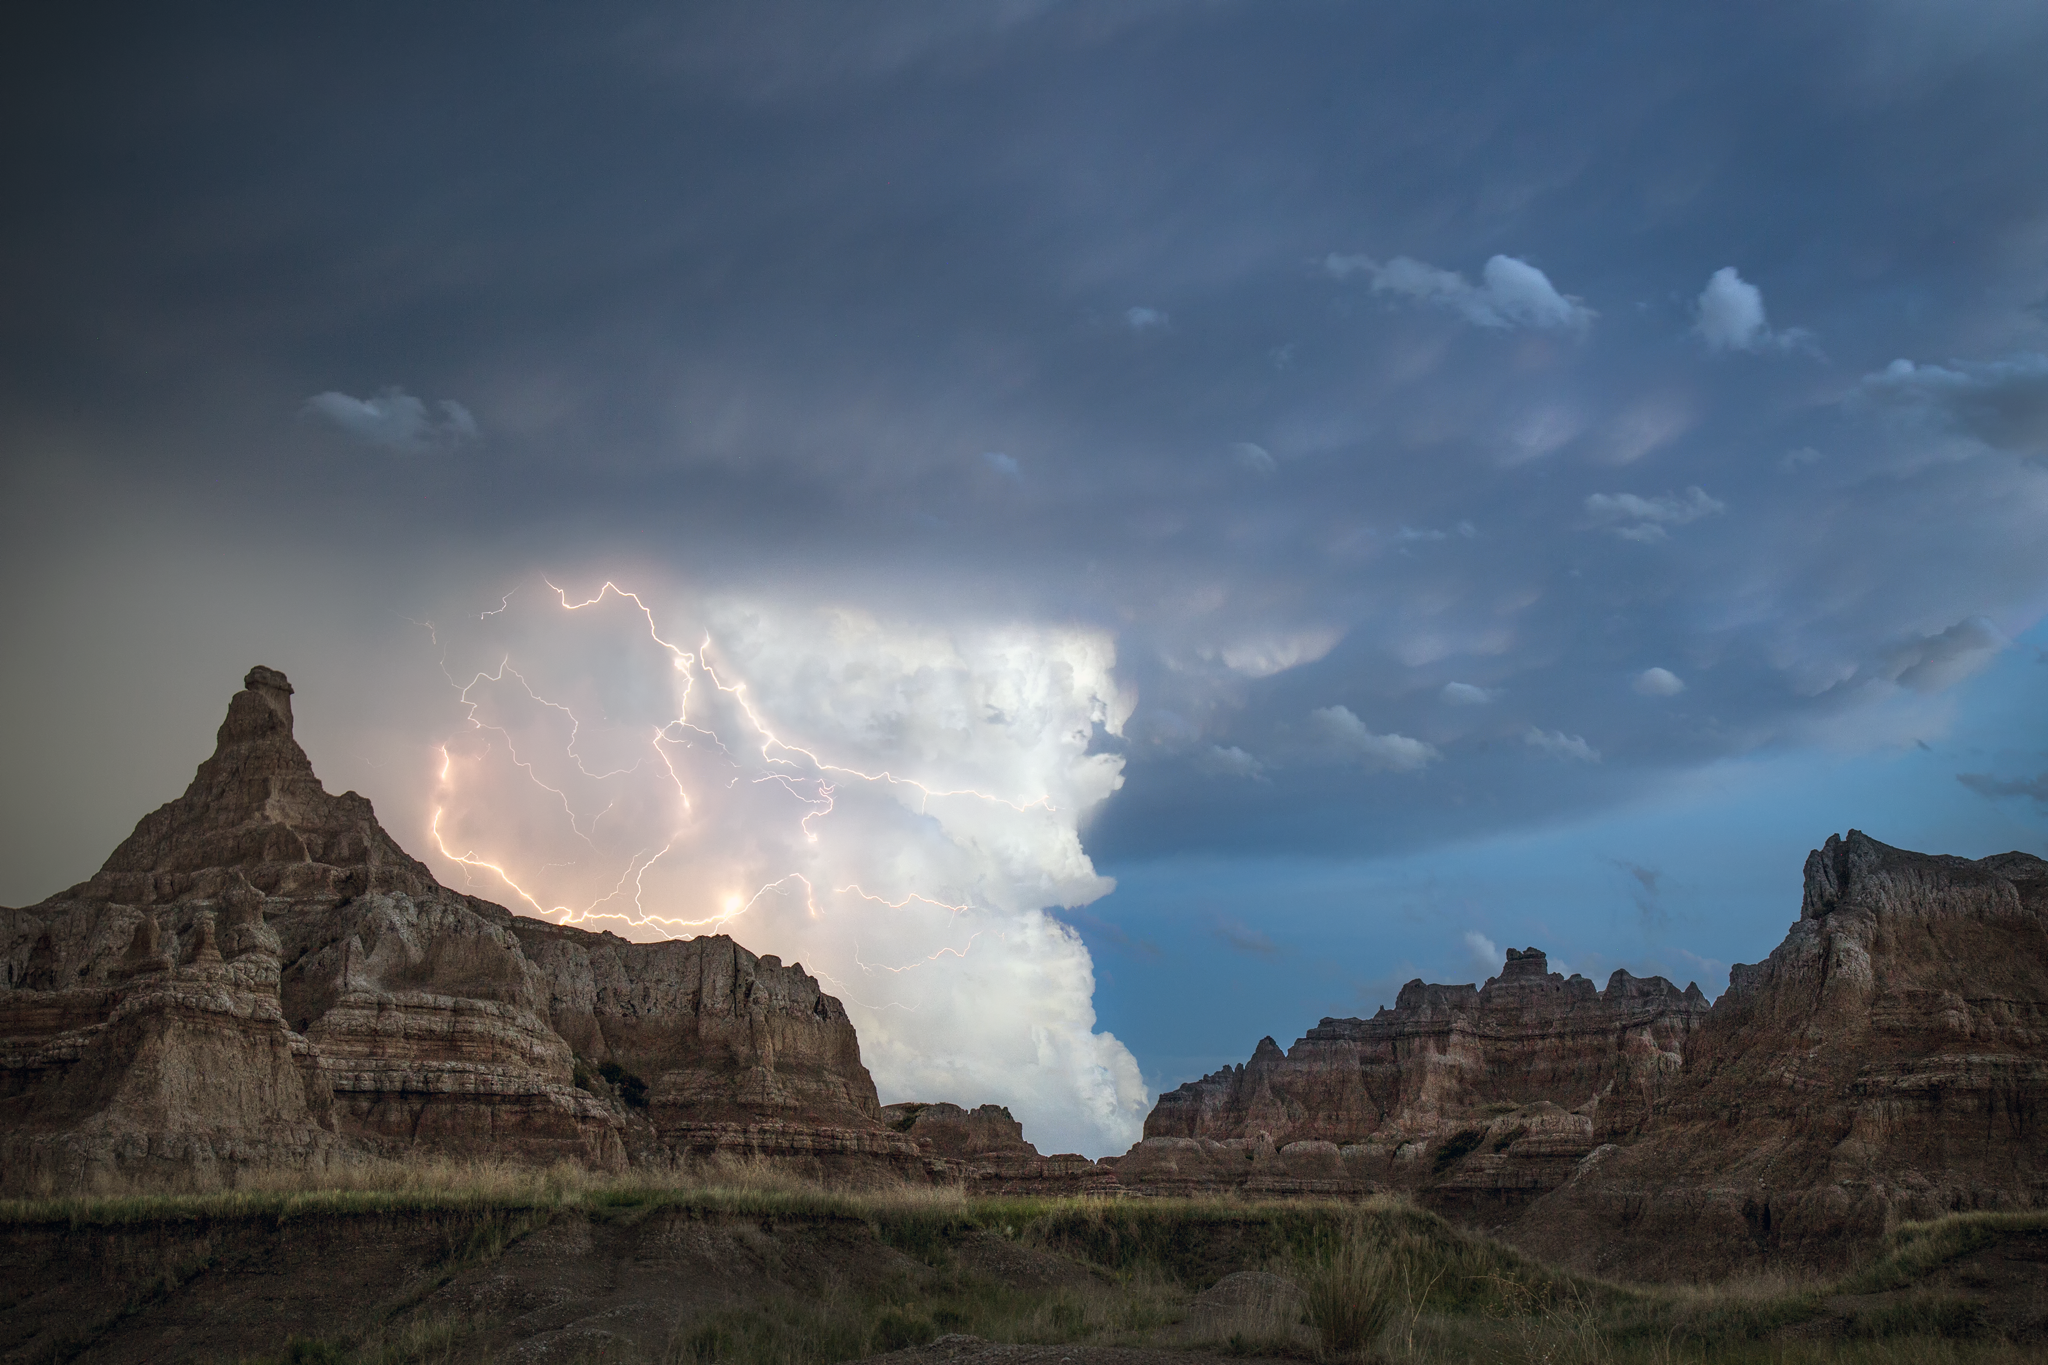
[1798,829,2045,923]
[74,665,444,906]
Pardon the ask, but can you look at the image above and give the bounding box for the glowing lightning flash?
[421,579,1037,1001]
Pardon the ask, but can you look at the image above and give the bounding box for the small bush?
[1297,1227,1399,1360]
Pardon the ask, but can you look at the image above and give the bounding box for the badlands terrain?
[3,668,2046,1362]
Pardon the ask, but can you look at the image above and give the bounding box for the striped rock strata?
[0,666,922,1191]
[1118,946,1708,1205]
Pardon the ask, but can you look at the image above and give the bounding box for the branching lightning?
[421,578,1060,1002]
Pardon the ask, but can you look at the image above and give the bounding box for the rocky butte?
[1116,835,2048,1276]
[0,667,1096,1192]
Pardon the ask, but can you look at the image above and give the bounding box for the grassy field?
[2,1162,2041,1365]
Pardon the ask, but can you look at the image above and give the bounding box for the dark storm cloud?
[5,0,2048,890]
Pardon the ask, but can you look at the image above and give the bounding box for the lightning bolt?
[422,578,1041,1009]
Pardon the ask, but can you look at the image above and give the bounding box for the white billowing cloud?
[1327,251,1594,332]
[1233,441,1278,475]
[1632,667,1686,696]
[1695,267,1812,354]
[1881,615,2007,693]
[1124,305,1169,332]
[1310,705,1440,771]
[1524,727,1600,762]
[1215,628,1342,678]
[421,581,1146,1157]
[983,450,1022,477]
[304,387,478,451]
[1583,486,1725,542]
[1462,930,1500,975]
[1196,744,1266,780]
[1441,681,1501,705]
[1854,353,2048,451]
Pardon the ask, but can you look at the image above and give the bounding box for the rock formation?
[880,1101,1115,1193]
[1117,946,1709,1204]
[1118,831,2048,1276]
[0,666,923,1191]
[1505,833,2048,1277]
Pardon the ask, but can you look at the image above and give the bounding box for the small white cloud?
[1124,306,1169,332]
[1524,727,1600,762]
[1632,667,1686,697]
[1441,682,1501,706]
[1311,705,1440,772]
[1195,744,1267,780]
[304,387,480,452]
[1695,267,1813,354]
[1233,442,1277,474]
[982,451,1022,478]
[1883,616,2007,694]
[1328,252,1594,332]
[1583,486,1725,542]
[1780,446,1823,472]
[1462,930,1500,974]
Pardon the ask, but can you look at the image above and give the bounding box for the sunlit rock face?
[1511,832,2048,1279]
[0,667,927,1191]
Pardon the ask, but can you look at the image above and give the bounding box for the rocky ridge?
[1116,946,1710,1205]
[1504,832,2048,1276]
[0,667,946,1190]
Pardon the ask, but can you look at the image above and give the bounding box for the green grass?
[10,1165,2045,1365]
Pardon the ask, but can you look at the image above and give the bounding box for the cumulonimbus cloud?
[420,580,1147,1157]
[304,387,479,451]
[1327,252,1594,332]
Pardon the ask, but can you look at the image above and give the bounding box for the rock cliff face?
[1506,833,2048,1278]
[1119,947,1709,1205]
[0,667,919,1191]
[1119,831,2048,1277]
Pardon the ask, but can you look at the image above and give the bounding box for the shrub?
[1297,1227,1399,1360]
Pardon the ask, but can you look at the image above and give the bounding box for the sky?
[3,1,2046,1158]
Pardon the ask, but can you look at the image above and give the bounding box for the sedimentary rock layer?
[0,666,920,1190]
[1506,832,2048,1277]
[1119,946,1708,1204]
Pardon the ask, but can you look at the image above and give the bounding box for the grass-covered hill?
[1,1161,2040,1364]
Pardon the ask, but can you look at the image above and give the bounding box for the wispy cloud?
[1524,727,1599,762]
[1956,771,2048,805]
[1213,914,1278,955]
[1328,252,1594,332]
[303,387,478,451]
[1583,487,1725,542]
